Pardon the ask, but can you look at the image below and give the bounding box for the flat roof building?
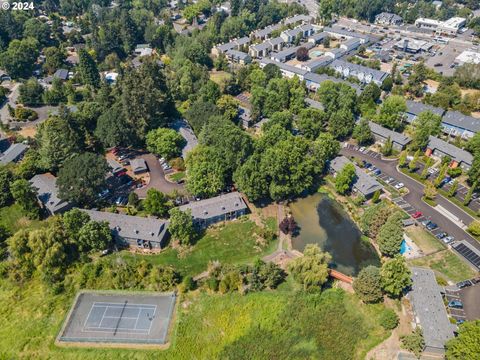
[82,209,169,249]
[394,38,433,53]
[455,50,480,65]
[178,192,248,228]
[409,267,456,355]
[329,156,383,197]
[375,12,403,26]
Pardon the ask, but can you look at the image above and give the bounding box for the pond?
[290,193,380,276]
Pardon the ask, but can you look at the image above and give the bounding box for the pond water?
[290,193,380,276]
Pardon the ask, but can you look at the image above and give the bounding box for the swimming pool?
[400,239,411,255]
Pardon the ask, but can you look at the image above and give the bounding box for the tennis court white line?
[92,302,157,309]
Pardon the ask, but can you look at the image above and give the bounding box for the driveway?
[0,83,20,124]
[134,153,186,198]
[340,146,480,256]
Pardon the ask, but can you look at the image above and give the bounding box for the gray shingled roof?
[442,110,480,134]
[329,156,383,196]
[178,192,247,220]
[107,158,123,173]
[30,173,71,214]
[259,58,308,77]
[303,72,362,94]
[284,14,313,25]
[226,49,251,61]
[369,121,412,146]
[252,24,282,38]
[130,158,148,173]
[410,267,455,351]
[82,209,169,244]
[270,43,314,61]
[308,32,328,42]
[406,100,444,117]
[0,143,28,165]
[428,136,474,166]
[329,59,389,83]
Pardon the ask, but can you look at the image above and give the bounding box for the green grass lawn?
[405,226,445,255]
[209,71,232,87]
[408,249,476,283]
[0,203,43,233]
[121,218,277,277]
[168,171,185,183]
[0,278,389,360]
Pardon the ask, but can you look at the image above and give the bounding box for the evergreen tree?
[78,49,100,88]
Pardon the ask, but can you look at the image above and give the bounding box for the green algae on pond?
[290,193,380,276]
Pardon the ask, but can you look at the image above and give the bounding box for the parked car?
[457,280,472,288]
[394,182,404,189]
[98,189,110,198]
[412,211,423,219]
[472,192,479,199]
[115,171,127,177]
[448,300,463,309]
[456,319,465,325]
[385,177,394,184]
[373,169,381,176]
[471,277,480,284]
[435,232,447,239]
[426,222,438,230]
[359,147,365,152]
[421,219,431,227]
[443,235,455,244]
[440,177,451,187]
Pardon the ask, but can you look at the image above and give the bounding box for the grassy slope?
[0,203,43,233]
[0,279,388,360]
[121,218,277,277]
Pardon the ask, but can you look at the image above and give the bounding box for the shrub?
[447,167,462,178]
[169,157,185,171]
[14,106,38,121]
[379,308,399,330]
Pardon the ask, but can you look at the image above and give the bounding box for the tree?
[143,189,170,217]
[377,212,404,257]
[446,320,480,360]
[353,118,374,145]
[420,157,433,180]
[43,46,67,74]
[296,108,327,140]
[381,137,393,156]
[411,111,442,150]
[185,145,227,198]
[249,259,286,291]
[128,192,139,207]
[78,49,100,87]
[0,166,14,207]
[216,95,240,122]
[10,179,39,219]
[185,101,219,134]
[18,78,44,106]
[434,163,449,188]
[353,265,383,303]
[379,309,399,330]
[43,77,67,106]
[0,38,40,79]
[168,208,196,246]
[57,153,109,206]
[0,224,10,260]
[329,109,355,139]
[423,180,437,200]
[360,82,381,104]
[36,113,83,171]
[361,202,395,239]
[400,328,425,358]
[398,151,407,168]
[62,208,90,238]
[448,180,458,197]
[381,255,412,298]
[335,163,356,195]
[467,221,480,237]
[279,216,297,235]
[377,95,406,130]
[464,183,476,206]
[146,128,185,160]
[371,190,381,203]
[94,103,135,148]
[408,150,420,172]
[233,153,269,202]
[78,221,112,252]
[288,244,331,291]
[296,47,309,61]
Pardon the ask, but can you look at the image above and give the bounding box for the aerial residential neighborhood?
[0,0,480,358]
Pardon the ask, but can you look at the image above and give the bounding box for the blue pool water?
[400,239,411,254]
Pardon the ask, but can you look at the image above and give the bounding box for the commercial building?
[328,59,389,86]
[329,156,383,198]
[394,38,433,53]
[426,136,474,170]
[30,173,72,215]
[441,110,480,139]
[404,100,445,123]
[368,122,412,150]
[455,50,480,65]
[82,209,169,249]
[415,17,466,36]
[178,192,248,228]
[408,267,456,355]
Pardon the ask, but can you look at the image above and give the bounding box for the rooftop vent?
[203,210,208,215]
[234,202,239,207]
[135,229,139,234]
[221,206,226,210]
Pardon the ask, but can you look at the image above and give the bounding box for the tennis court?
[58,291,176,347]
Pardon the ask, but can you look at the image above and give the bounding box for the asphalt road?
[340,147,480,254]
[134,154,185,198]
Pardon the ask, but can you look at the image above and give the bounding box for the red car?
[412,211,423,219]
[115,171,127,177]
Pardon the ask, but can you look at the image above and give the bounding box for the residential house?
[404,100,444,123]
[130,158,149,174]
[259,58,308,80]
[284,14,313,26]
[251,24,282,41]
[328,59,389,86]
[324,47,347,59]
[441,110,480,139]
[270,42,314,63]
[340,38,362,52]
[301,56,331,72]
[82,209,169,249]
[426,136,474,170]
[307,32,328,45]
[0,143,28,165]
[134,44,153,57]
[30,173,72,215]
[408,267,456,355]
[225,49,251,65]
[239,106,252,128]
[329,156,383,198]
[375,12,403,26]
[212,36,250,57]
[280,24,315,43]
[303,72,361,94]
[368,121,411,150]
[178,192,248,228]
[248,37,284,58]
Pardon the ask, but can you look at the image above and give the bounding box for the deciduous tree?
[381,255,412,298]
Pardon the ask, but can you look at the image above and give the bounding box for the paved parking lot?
[444,288,466,323]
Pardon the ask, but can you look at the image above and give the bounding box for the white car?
[359,147,365,152]
[385,177,394,184]
[394,182,404,190]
